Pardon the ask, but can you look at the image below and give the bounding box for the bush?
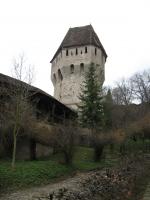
[52,120,79,165]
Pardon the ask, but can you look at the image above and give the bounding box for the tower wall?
[51,45,105,110]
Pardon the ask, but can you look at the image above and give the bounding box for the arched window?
[70,64,74,74]
[80,63,84,73]
[95,48,97,55]
[53,73,56,84]
[76,48,78,55]
[66,49,68,56]
[85,46,87,53]
[58,69,63,81]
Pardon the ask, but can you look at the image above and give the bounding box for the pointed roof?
[50,25,107,63]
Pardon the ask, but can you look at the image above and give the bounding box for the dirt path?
[0,172,90,200]
[0,155,149,200]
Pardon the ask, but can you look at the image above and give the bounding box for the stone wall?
[16,140,52,160]
[51,45,105,110]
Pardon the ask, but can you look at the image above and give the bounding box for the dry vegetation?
[0,66,150,199]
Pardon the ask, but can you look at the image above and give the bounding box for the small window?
[53,73,56,84]
[66,49,68,56]
[76,48,78,55]
[58,69,63,81]
[81,50,82,54]
[61,51,62,57]
[80,63,84,73]
[85,46,87,53]
[70,64,74,74]
[95,48,97,55]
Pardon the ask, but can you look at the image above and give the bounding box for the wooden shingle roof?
[0,73,76,117]
[50,25,107,63]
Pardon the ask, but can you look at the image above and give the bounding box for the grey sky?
[0,0,150,95]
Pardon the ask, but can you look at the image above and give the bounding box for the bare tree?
[112,78,134,105]
[112,79,133,105]
[130,69,150,103]
[1,53,35,168]
[110,78,136,129]
[52,120,78,165]
[12,53,34,84]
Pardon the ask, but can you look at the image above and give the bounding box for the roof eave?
[50,44,107,63]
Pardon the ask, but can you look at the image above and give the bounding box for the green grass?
[0,160,73,192]
[74,146,118,170]
[0,146,118,192]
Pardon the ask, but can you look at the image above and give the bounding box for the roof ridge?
[70,24,92,29]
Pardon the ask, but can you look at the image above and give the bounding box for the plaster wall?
[51,45,106,110]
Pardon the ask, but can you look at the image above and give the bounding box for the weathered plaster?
[51,45,106,110]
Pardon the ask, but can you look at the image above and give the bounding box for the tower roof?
[50,25,107,63]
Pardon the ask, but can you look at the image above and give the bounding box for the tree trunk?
[94,145,104,162]
[64,151,72,165]
[11,126,17,168]
[29,138,36,160]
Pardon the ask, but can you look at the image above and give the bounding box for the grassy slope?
[0,146,118,192]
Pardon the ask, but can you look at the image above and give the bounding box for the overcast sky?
[0,0,150,95]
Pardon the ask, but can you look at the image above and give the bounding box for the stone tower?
[50,25,107,110]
